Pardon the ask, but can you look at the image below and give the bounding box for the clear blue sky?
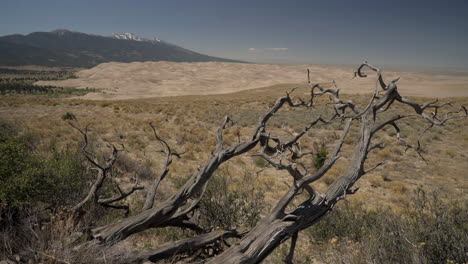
[1,0,467,70]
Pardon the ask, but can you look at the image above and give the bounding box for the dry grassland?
[1,83,466,208]
[1,64,467,263]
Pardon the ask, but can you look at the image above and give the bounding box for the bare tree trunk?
[91,139,259,244]
[142,123,180,210]
[208,113,374,263]
[123,230,241,263]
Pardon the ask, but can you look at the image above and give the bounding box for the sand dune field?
[37,61,468,100]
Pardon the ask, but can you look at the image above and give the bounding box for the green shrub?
[0,120,90,209]
[314,145,328,170]
[61,111,76,120]
[254,157,267,168]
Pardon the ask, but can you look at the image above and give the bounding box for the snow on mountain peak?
[112,33,161,43]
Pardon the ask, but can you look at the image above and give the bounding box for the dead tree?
[69,123,143,215]
[71,62,466,263]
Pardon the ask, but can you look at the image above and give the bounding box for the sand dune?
[37,61,468,100]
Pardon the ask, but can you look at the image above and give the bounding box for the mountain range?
[0,29,241,68]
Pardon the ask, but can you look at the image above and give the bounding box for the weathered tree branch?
[69,123,124,213]
[125,230,242,263]
[142,122,182,211]
[98,185,144,205]
[285,231,298,264]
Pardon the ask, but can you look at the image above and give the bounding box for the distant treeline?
[1,81,57,94]
[0,68,77,81]
[0,68,89,96]
[0,76,75,82]
[0,80,95,96]
[0,68,70,75]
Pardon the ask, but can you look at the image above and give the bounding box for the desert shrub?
[0,120,92,260]
[40,147,92,205]
[0,130,40,208]
[409,188,467,264]
[306,188,468,264]
[172,167,265,232]
[62,111,76,120]
[314,145,328,170]
[254,157,267,168]
[0,121,90,209]
[114,152,154,181]
[198,169,265,231]
[308,202,382,243]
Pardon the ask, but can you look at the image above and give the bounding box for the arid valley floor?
[1,62,467,263]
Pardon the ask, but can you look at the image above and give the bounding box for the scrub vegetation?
[0,63,467,263]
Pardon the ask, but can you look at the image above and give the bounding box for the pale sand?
[36,61,468,100]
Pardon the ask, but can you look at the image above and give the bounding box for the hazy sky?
[1,0,467,70]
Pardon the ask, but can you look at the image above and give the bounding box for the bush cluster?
[0,120,90,209]
[198,168,265,231]
[307,188,468,264]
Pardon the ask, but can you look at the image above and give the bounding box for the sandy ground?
[37,61,468,100]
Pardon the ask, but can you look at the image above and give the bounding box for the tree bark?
[125,230,240,263]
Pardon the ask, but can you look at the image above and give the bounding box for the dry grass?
[1,80,467,263]
[1,83,467,202]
